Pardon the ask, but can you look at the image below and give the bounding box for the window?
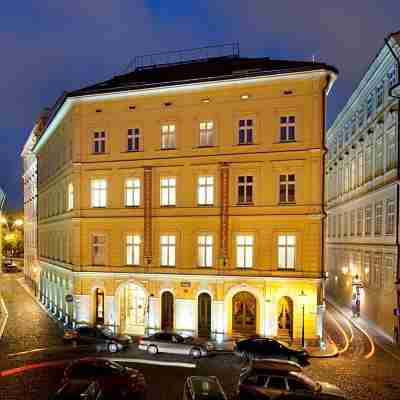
[92,235,106,265]
[375,202,383,235]
[238,176,253,204]
[357,151,364,186]
[365,144,372,181]
[279,174,296,203]
[332,215,336,238]
[67,183,74,210]
[386,199,395,235]
[127,128,140,152]
[388,67,398,91]
[351,156,356,189]
[280,115,296,142]
[125,178,140,207]
[236,235,254,268]
[337,214,342,238]
[198,176,214,205]
[357,208,363,236]
[91,179,107,207]
[358,107,365,128]
[93,131,106,154]
[343,212,348,237]
[198,235,213,267]
[267,377,286,390]
[365,206,372,235]
[386,131,396,171]
[160,178,176,206]
[238,119,254,144]
[160,235,176,266]
[376,84,384,108]
[161,124,176,149]
[199,121,214,147]
[126,235,141,265]
[375,137,384,176]
[278,235,296,269]
[350,210,356,236]
[366,94,374,119]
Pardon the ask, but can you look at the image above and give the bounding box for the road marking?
[327,311,350,354]
[106,357,196,368]
[7,347,51,358]
[0,360,68,377]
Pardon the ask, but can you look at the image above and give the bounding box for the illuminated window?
[67,183,74,210]
[199,121,214,147]
[126,235,141,265]
[161,124,176,149]
[93,131,106,154]
[350,210,356,236]
[91,179,107,207]
[238,119,254,144]
[198,176,214,205]
[236,235,254,268]
[279,174,295,203]
[365,205,372,235]
[160,235,176,266]
[238,176,253,204]
[127,128,140,151]
[278,235,296,269]
[357,208,363,236]
[125,178,140,207]
[198,235,213,267]
[375,137,384,176]
[386,199,395,235]
[160,177,176,206]
[280,116,296,142]
[92,234,106,265]
[375,202,383,236]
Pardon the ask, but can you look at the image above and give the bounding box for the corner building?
[29,52,337,344]
[325,32,400,340]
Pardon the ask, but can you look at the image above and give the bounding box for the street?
[1,272,400,400]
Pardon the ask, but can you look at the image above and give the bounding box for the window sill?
[91,152,109,155]
[160,205,176,208]
[234,143,256,147]
[237,202,254,206]
[277,268,296,271]
[159,147,177,151]
[125,149,142,153]
[198,204,214,207]
[161,265,176,268]
[277,140,296,144]
[125,205,140,208]
[91,206,107,209]
[196,145,216,149]
[279,202,296,205]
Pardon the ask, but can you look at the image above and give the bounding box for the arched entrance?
[118,283,147,335]
[161,291,174,331]
[198,293,212,337]
[277,296,293,339]
[232,291,257,335]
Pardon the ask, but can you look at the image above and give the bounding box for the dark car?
[237,365,347,400]
[234,338,309,365]
[50,379,99,400]
[63,326,132,352]
[62,358,146,398]
[183,376,227,400]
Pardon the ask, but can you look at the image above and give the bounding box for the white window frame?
[236,235,254,268]
[91,179,107,208]
[279,115,296,142]
[92,234,106,265]
[160,235,176,267]
[279,174,296,203]
[93,131,106,154]
[198,176,214,206]
[160,177,176,206]
[67,183,74,211]
[278,234,296,269]
[365,206,372,235]
[375,202,383,236]
[386,199,395,235]
[161,124,176,149]
[238,118,254,145]
[126,234,141,265]
[237,175,253,204]
[127,128,140,152]
[198,235,213,267]
[125,178,140,207]
[199,120,214,147]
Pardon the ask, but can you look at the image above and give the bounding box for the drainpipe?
[385,35,400,343]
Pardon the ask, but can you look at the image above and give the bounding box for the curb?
[0,292,9,339]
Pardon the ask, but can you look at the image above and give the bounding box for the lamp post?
[299,290,307,347]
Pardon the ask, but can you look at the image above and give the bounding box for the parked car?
[235,337,309,365]
[63,326,132,352]
[237,364,347,400]
[50,379,100,400]
[240,359,303,377]
[183,376,227,400]
[139,331,210,358]
[62,358,146,398]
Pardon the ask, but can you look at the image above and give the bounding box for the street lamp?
[14,219,23,227]
[299,290,307,347]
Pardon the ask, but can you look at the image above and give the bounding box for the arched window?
[67,183,74,210]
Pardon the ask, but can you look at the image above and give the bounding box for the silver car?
[138,332,209,358]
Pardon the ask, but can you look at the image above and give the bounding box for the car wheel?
[108,342,118,353]
[190,347,201,359]
[148,345,158,355]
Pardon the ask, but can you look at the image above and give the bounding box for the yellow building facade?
[30,54,337,344]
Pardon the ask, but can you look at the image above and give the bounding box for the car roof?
[55,380,94,398]
[249,359,302,372]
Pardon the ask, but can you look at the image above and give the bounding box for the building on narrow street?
[23,45,337,344]
[325,31,400,341]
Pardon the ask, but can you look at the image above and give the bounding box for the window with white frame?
[357,151,364,186]
[350,210,356,236]
[375,137,384,176]
[160,177,176,206]
[386,130,396,171]
[238,119,254,145]
[237,176,253,204]
[160,235,176,266]
[280,116,296,142]
[279,174,295,203]
[375,202,383,235]
[236,235,254,268]
[126,235,141,265]
[351,156,357,189]
[366,94,374,119]
[376,84,384,108]
[92,234,106,265]
[386,199,395,235]
[125,178,140,207]
[199,121,214,147]
[161,124,176,149]
[198,235,213,267]
[357,208,363,236]
[93,131,106,154]
[67,183,74,210]
[388,67,397,91]
[127,128,140,152]
[365,144,372,181]
[198,176,214,205]
[91,179,107,207]
[278,235,296,269]
[365,205,372,235]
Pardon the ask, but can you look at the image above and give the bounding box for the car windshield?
[290,372,318,391]
[101,328,114,337]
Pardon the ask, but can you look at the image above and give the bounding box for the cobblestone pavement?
[1,273,400,400]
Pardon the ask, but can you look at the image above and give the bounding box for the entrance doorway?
[232,291,257,335]
[277,296,293,339]
[95,288,104,325]
[198,293,211,337]
[161,291,174,330]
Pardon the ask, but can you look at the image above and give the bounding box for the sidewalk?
[0,287,9,339]
[328,298,400,362]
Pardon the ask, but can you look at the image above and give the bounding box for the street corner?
[307,336,339,359]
